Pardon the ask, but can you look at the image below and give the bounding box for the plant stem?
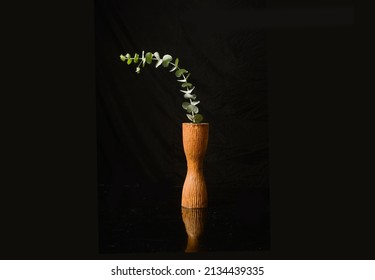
[169,63,195,118]
[130,55,197,122]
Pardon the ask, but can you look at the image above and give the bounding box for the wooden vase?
[181,123,209,209]
[181,207,207,253]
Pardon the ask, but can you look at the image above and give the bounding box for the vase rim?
[182,122,209,125]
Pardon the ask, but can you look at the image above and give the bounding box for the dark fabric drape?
[96,0,268,189]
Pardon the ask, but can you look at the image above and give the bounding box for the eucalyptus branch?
[120,51,203,123]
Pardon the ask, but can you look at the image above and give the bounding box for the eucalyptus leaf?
[162,54,173,67]
[184,93,197,100]
[120,50,204,123]
[175,69,182,77]
[175,69,188,78]
[186,104,193,113]
[153,52,160,60]
[186,104,199,114]
[193,114,204,123]
[141,51,146,67]
[186,114,194,122]
[155,59,163,68]
[134,53,139,63]
[180,87,195,94]
[177,73,190,82]
[182,82,192,88]
[145,52,153,64]
[182,102,190,110]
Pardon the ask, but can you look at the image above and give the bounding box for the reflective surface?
[182,208,207,252]
[99,185,270,253]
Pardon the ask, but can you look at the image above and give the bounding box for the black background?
[2,0,372,260]
[96,0,268,194]
[96,0,270,254]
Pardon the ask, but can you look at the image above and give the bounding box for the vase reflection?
[181,207,207,253]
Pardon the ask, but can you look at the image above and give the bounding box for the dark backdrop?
[95,0,268,193]
[2,0,368,260]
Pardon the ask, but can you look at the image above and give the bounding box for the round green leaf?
[182,102,190,110]
[134,53,139,63]
[120,54,126,61]
[162,54,173,67]
[175,69,188,78]
[186,104,198,114]
[193,114,203,123]
[182,82,192,88]
[145,52,153,64]
[183,93,197,100]
[127,58,132,65]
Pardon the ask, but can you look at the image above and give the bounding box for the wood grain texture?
[181,123,209,208]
